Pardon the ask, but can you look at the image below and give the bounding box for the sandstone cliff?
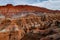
[0,4,60,40]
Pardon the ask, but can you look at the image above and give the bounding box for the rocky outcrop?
[0,4,60,40]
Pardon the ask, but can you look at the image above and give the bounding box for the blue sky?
[0,0,60,10]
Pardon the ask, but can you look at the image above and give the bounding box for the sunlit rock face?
[0,4,60,40]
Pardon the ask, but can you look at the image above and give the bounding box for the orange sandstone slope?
[0,4,60,16]
[0,4,60,40]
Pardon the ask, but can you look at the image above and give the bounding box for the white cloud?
[0,0,14,5]
[0,0,60,10]
[13,0,60,10]
[29,0,60,10]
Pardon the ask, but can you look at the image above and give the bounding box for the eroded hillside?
[0,4,60,40]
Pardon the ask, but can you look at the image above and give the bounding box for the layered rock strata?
[0,4,60,40]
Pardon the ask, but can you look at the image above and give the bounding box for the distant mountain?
[0,4,60,16]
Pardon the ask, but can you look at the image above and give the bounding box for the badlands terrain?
[0,4,60,40]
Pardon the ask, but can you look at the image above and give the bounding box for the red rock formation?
[0,4,60,40]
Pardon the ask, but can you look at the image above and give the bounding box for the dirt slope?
[0,4,60,40]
